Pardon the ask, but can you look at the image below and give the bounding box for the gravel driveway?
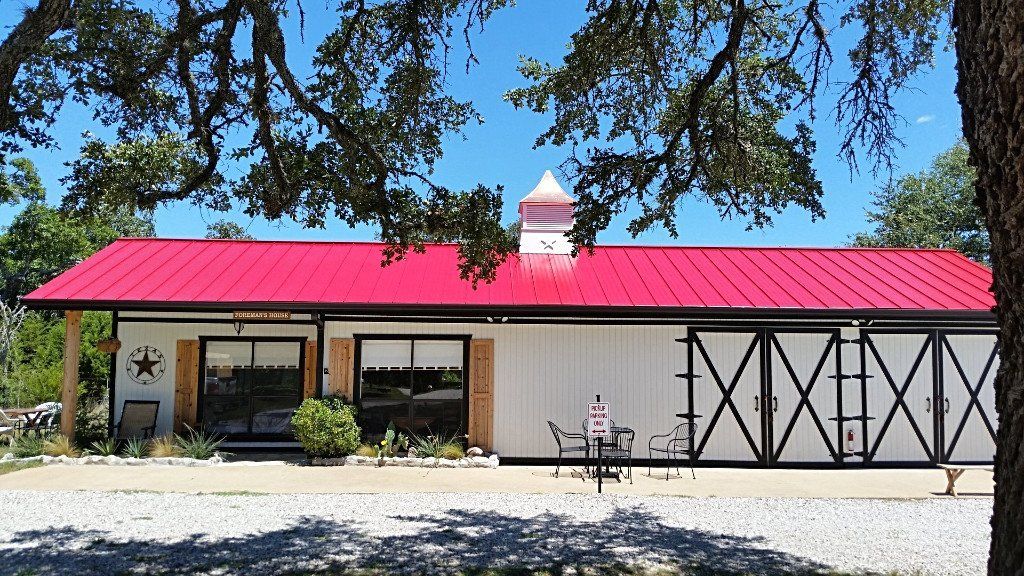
[0,491,991,575]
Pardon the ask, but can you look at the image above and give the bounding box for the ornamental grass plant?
[42,434,81,457]
[148,435,183,458]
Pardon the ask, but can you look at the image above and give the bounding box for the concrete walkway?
[0,462,994,498]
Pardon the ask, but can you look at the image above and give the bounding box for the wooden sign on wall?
[232,311,291,320]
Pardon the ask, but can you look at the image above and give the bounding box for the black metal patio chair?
[648,422,698,480]
[112,400,160,440]
[547,421,590,477]
[602,427,635,484]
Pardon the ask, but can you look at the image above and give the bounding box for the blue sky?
[1,0,963,247]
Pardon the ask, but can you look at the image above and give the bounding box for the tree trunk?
[953,1,1024,573]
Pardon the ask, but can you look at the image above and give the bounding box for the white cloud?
[916,115,935,124]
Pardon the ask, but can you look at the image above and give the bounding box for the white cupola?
[518,170,575,255]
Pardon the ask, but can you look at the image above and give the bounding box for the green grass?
[0,460,43,476]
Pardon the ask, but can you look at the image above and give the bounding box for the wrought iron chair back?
[547,420,590,478]
[648,421,699,480]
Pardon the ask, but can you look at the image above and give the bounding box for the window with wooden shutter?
[468,339,494,451]
[173,339,200,433]
[328,338,355,402]
[303,340,318,399]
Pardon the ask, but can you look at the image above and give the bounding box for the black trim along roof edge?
[18,298,997,323]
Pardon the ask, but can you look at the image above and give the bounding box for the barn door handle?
[772,396,778,413]
[925,397,931,412]
[754,395,760,412]
[944,398,950,414]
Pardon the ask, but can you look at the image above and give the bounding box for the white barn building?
[24,172,999,466]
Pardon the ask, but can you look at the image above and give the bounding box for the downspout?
[314,312,326,397]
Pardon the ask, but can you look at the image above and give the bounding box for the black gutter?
[20,299,997,323]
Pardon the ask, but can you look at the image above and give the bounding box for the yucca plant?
[88,438,118,456]
[411,431,464,460]
[147,435,183,458]
[174,425,226,460]
[42,435,81,457]
[122,437,148,459]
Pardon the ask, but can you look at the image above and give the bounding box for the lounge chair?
[0,410,21,445]
[112,400,160,440]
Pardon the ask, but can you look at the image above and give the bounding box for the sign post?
[587,395,611,493]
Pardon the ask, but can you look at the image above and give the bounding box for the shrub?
[354,444,377,457]
[122,437,147,458]
[174,425,225,460]
[74,398,109,446]
[87,438,118,456]
[148,435,183,458]
[11,434,46,457]
[42,434,81,457]
[291,398,361,458]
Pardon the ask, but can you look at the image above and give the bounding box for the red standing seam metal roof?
[21,238,995,315]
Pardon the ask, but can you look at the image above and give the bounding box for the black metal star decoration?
[132,350,160,378]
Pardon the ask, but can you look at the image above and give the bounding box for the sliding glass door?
[202,338,305,438]
[358,338,466,441]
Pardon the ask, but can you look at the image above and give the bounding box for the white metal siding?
[111,315,999,464]
[114,321,315,436]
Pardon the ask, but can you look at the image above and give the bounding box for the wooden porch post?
[60,310,82,440]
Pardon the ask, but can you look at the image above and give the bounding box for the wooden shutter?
[468,338,494,451]
[303,340,318,399]
[173,339,200,433]
[328,338,355,402]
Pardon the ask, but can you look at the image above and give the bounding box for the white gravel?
[0,491,991,575]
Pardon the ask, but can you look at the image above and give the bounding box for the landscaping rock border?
[0,452,224,467]
[309,454,499,468]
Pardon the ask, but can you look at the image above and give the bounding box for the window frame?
[353,334,471,440]
[197,336,308,441]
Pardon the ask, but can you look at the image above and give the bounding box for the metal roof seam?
[691,248,756,307]
[112,239,198,301]
[771,248,866,308]
[749,248,833,308]
[716,248,787,308]
[245,243,314,302]
[825,250,934,309]
[673,249,728,306]
[881,250,981,309]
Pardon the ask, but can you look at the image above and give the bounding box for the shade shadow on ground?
[0,506,833,576]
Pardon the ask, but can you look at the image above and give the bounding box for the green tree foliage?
[205,219,255,240]
[0,0,516,282]
[0,201,155,304]
[0,158,153,406]
[852,142,988,264]
[0,158,45,205]
[2,310,110,407]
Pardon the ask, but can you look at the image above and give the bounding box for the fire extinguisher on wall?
[846,429,856,454]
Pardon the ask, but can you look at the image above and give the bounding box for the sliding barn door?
[689,329,765,464]
[938,331,999,464]
[766,330,842,464]
[862,331,938,464]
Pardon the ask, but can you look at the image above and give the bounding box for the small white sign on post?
[587,402,611,437]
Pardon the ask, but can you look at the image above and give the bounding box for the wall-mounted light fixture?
[233,320,245,335]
